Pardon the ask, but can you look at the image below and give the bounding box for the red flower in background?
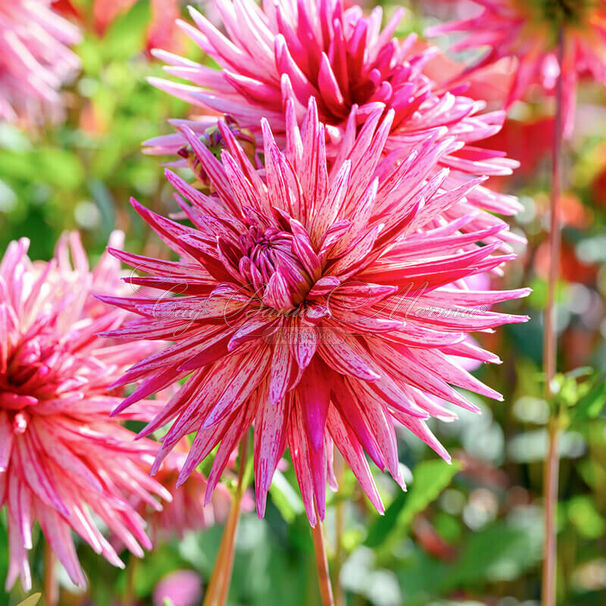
[93,0,182,52]
[591,161,606,210]
[419,45,516,109]
[146,0,182,51]
[482,117,554,178]
[51,0,80,19]
[93,0,136,34]
[53,0,182,52]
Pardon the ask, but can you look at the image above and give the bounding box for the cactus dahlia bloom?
[429,0,606,136]
[145,0,522,245]
[106,100,529,525]
[0,233,171,591]
[0,1,80,124]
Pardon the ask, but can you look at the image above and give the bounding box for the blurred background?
[1,1,606,605]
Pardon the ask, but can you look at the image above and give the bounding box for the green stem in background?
[543,417,562,606]
[123,553,139,606]
[203,433,249,606]
[333,453,346,606]
[43,541,58,606]
[311,503,335,606]
[541,27,565,606]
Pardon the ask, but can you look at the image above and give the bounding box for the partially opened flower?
[0,1,81,125]
[105,100,528,525]
[429,0,606,136]
[0,233,171,591]
[145,0,521,245]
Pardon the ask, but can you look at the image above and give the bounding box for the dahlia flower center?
[297,24,395,125]
[0,336,56,409]
[313,63,385,125]
[238,226,312,305]
[241,227,299,280]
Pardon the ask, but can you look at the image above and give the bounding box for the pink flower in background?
[418,42,516,109]
[0,1,80,125]
[153,570,203,606]
[146,0,522,247]
[105,100,529,526]
[147,0,431,145]
[429,0,606,136]
[421,0,480,21]
[136,439,232,542]
[146,0,183,52]
[0,233,171,591]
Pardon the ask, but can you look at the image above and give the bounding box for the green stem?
[333,453,346,606]
[542,418,561,606]
[123,553,138,606]
[541,27,565,606]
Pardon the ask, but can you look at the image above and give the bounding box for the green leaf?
[0,150,35,181]
[17,594,42,606]
[366,460,461,548]
[88,179,116,240]
[567,496,606,539]
[103,0,151,61]
[442,517,542,587]
[569,376,606,427]
[36,148,85,191]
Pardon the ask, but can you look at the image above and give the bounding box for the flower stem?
[333,453,346,606]
[542,417,561,606]
[124,553,139,606]
[43,541,58,606]
[203,433,249,606]
[311,504,335,606]
[541,27,565,606]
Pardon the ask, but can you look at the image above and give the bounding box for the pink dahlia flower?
[105,100,529,525]
[153,569,203,606]
[429,0,606,136]
[0,1,81,125]
[145,0,522,245]
[0,232,171,591]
